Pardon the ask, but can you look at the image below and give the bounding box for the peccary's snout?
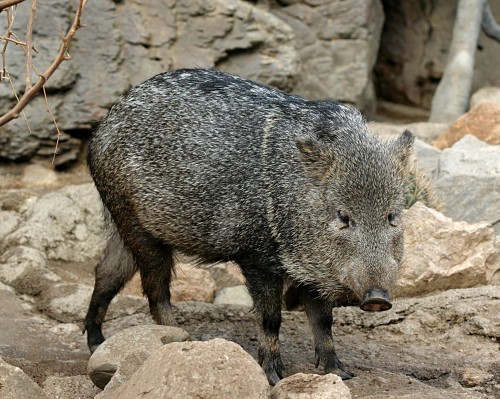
[359,289,392,312]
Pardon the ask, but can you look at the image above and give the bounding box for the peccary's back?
[89,69,323,258]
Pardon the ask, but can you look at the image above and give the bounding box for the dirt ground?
[3,277,499,398]
[1,162,499,398]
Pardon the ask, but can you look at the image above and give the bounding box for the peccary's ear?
[391,129,415,170]
[296,137,334,181]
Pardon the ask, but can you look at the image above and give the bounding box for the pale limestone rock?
[271,373,351,399]
[396,202,500,297]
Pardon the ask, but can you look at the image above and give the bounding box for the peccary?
[84,68,414,385]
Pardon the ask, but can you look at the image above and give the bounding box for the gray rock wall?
[0,0,383,161]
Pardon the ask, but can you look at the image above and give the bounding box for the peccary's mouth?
[359,289,392,312]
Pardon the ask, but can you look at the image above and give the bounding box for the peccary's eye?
[337,210,350,228]
[388,212,399,227]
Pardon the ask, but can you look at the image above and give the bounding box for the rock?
[0,190,38,213]
[21,164,58,187]
[272,0,384,111]
[1,0,300,160]
[100,338,270,399]
[346,370,490,399]
[470,86,500,108]
[37,282,146,323]
[170,264,217,303]
[461,368,494,388]
[0,356,49,399]
[1,0,389,160]
[37,283,93,322]
[0,287,89,381]
[0,211,20,241]
[0,246,61,295]
[207,262,245,290]
[122,273,142,297]
[433,102,500,149]
[369,122,448,144]
[124,262,242,299]
[433,135,500,234]
[395,202,500,297]
[271,373,351,399]
[41,375,101,399]
[412,139,441,178]
[214,285,253,307]
[2,184,106,262]
[88,325,190,389]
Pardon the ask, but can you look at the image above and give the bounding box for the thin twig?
[40,85,61,164]
[5,68,32,132]
[24,0,36,90]
[0,0,88,126]
[1,6,14,81]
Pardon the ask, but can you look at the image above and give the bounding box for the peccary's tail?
[83,208,137,352]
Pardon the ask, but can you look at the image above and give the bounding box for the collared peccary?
[84,68,414,385]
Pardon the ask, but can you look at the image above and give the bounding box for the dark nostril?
[359,289,392,312]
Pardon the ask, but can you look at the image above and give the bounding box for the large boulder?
[270,0,384,111]
[433,102,500,149]
[88,325,190,390]
[433,135,500,233]
[396,202,500,298]
[1,184,105,261]
[98,338,271,399]
[1,0,385,161]
[470,86,500,108]
[0,357,49,399]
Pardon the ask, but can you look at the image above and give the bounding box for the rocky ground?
[1,270,499,398]
[0,155,499,398]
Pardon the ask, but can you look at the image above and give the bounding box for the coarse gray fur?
[84,68,414,385]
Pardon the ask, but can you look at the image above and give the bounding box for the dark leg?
[239,262,284,385]
[135,236,175,326]
[301,288,354,379]
[84,228,137,352]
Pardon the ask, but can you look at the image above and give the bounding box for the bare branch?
[482,1,500,41]
[0,0,24,12]
[0,0,88,126]
[39,85,62,163]
[1,5,15,81]
[24,0,36,90]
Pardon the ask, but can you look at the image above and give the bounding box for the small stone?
[461,368,493,387]
[271,373,351,399]
[170,264,217,303]
[214,285,252,307]
[208,262,245,290]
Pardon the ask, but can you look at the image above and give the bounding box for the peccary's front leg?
[302,289,354,380]
[241,266,284,385]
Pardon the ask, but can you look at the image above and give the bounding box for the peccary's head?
[294,116,414,311]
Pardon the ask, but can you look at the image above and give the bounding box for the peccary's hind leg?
[84,228,137,352]
[302,288,354,380]
[135,235,175,326]
[239,262,284,386]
